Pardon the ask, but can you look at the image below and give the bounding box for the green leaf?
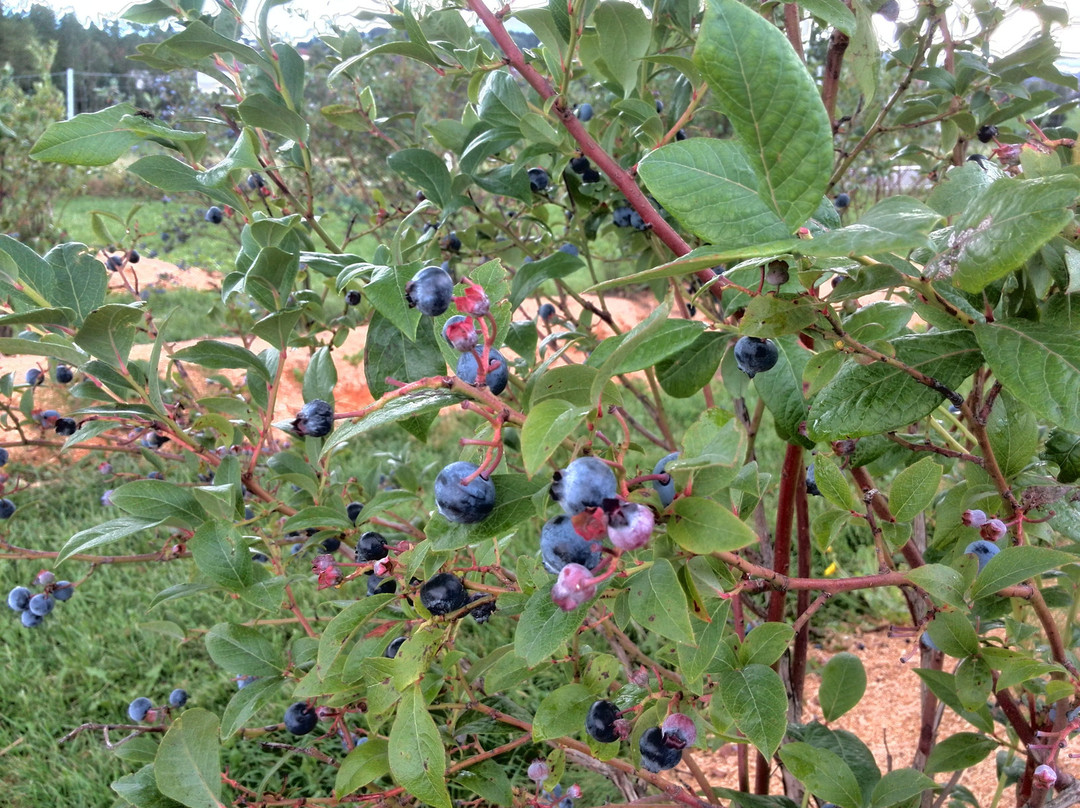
[943,175,1080,293]
[870,768,936,808]
[970,546,1077,599]
[693,0,833,230]
[974,319,1080,433]
[639,140,790,248]
[668,497,757,553]
[628,559,695,645]
[521,399,590,477]
[924,732,997,774]
[889,456,942,522]
[813,456,856,511]
[389,685,451,808]
[740,295,822,337]
[126,155,241,209]
[779,742,862,808]
[43,243,108,324]
[847,3,879,101]
[364,311,446,399]
[587,320,707,374]
[656,331,726,398]
[219,676,280,740]
[1044,429,1080,483]
[323,390,461,456]
[808,330,981,440]
[477,70,528,127]
[74,303,143,366]
[984,392,1039,478]
[30,103,142,166]
[926,610,979,657]
[532,683,595,741]
[819,652,867,721]
[317,595,396,676]
[508,253,580,307]
[57,516,164,564]
[797,0,855,33]
[110,480,207,529]
[927,162,1004,218]
[112,764,186,808]
[515,587,592,666]
[172,340,270,382]
[337,738,391,796]
[803,197,941,257]
[753,335,813,448]
[717,665,788,758]
[452,760,513,807]
[154,709,221,808]
[204,623,283,676]
[905,564,968,610]
[389,150,454,210]
[954,655,993,711]
[188,521,254,592]
[740,623,794,667]
[583,1,651,96]
[237,94,310,143]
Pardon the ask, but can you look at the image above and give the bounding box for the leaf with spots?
[628,558,694,646]
[389,685,451,808]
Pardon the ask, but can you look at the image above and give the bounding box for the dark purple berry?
[612,206,633,228]
[419,572,467,616]
[0,447,8,466]
[456,349,509,396]
[128,250,140,264]
[54,365,73,384]
[585,700,621,743]
[569,156,591,174]
[434,461,496,524]
[528,167,550,192]
[405,265,454,317]
[355,531,388,562]
[538,303,556,322]
[639,726,682,772]
[806,464,822,496]
[25,368,42,386]
[366,573,397,597]
[55,417,77,436]
[385,636,407,658]
[977,124,998,143]
[0,496,15,519]
[320,536,341,554]
[467,592,496,623]
[283,702,318,735]
[733,336,779,379]
[834,193,850,210]
[347,502,364,524]
[292,399,334,438]
[345,289,362,306]
[580,168,601,183]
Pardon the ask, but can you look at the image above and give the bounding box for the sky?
[7,0,1080,59]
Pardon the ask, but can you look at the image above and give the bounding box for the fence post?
[66,67,74,119]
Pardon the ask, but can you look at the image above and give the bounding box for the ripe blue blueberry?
[384,636,407,658]
[355,531,388,562]
[235,675,258,689]
[247,173,265,189]
[141,431,169,449]
[251,552,269,563]
[580,168,601,183]
[434,461,496,524]
[676,128,688,140]
[551,563,597,611]
[456,349,509,396]
[55,417,77,436]
[204,206,224,224]
[538,303,556,322]
[0,499,15,519]
[575,103,593,121]
[128,250,140,264]
[366,573,397,597]
[53,581,74,601]
[541,516,602,573]
[21,610,43,628]
[806,464,822,496]
[652,452,679,507]
[612,206,632,228]
[834,193,850,210]
[467,592,496,623]
[54,365,73,384]
[443,315,478,352]
[321,536,341,554]
[405,265,454,316]
[558,243,579,257]
[345,289,362,306]
[607,502,655,551]
[551,456,617,515]
[25,368,43,386]
[628,211,646,230]
[444,232,462,253]
[964,539,1000,570]
[733,336,779,379]
[639,726,682,772]
[293,399,334,438]
[169,689,188,708]
[419,572,468,616]
[0,447,7,466]
[7,585,31,612]
[106,254,125,271]
[283,702,318,735]
[28,593,54,616]
[528,167,550,192]
[128,697,153,722]
[977,124,998,143]
[585,700,622,743]
[347,501,364,524]
[569,156,591,174]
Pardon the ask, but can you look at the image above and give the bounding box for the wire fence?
[6,68,201,119]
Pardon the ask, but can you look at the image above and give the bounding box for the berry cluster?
[7,570,74,628]
[127,688,187,723]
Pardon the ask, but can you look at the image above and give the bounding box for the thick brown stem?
[821,29,850,125]
[783,4,805,60]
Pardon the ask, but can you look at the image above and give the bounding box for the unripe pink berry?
[980,518,1007,541]
[962,509,988,527]
[607,502,655,551]
[1034,764,1057,788]
[551,563,596,611]
[661,713,697,749]
[527,759,549,784]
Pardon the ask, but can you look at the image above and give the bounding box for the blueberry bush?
[3,0,1080,807]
